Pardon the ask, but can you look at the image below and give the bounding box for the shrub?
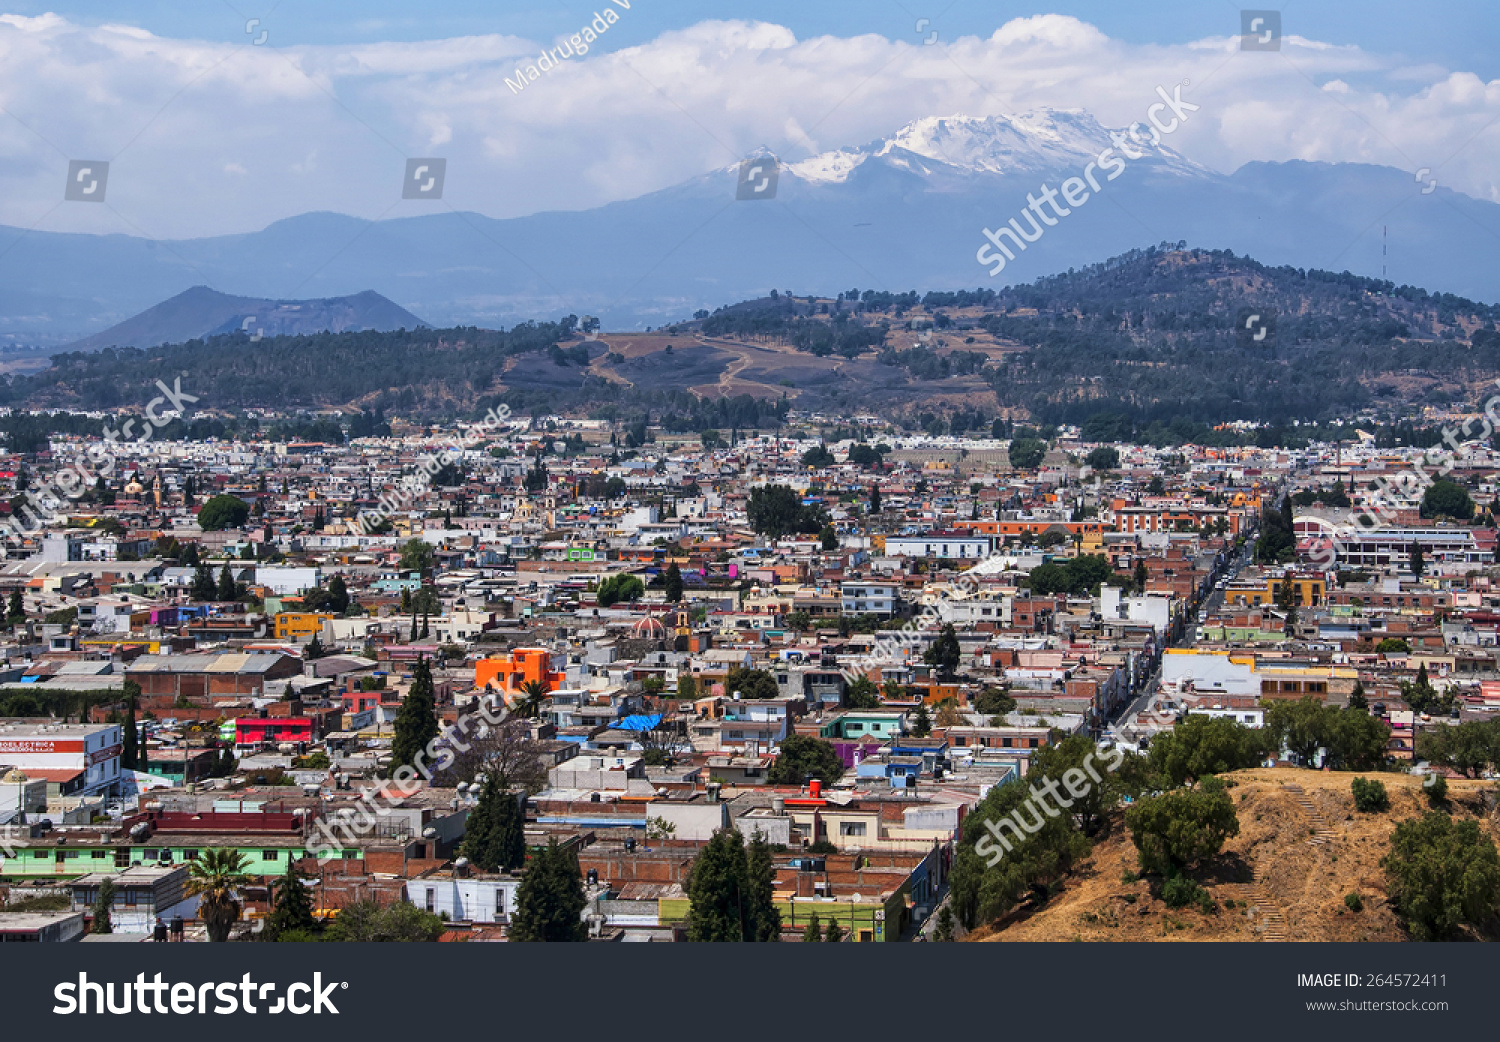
[1344,892,1363,913]
[1424,773,1448,804]
[1382,813,1500,940]
[1351,777,1390,813]
[1161,876,1203,909]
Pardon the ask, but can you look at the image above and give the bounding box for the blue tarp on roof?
[615,714,663,732]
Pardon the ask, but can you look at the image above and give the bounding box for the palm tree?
[514,680,549,720]
[186,848,253,942]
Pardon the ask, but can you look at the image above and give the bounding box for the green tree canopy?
[1382,813,1500,940]
[463,772,526,872]
[747,484,828,540]
[510,838,587,942]
[1148,715,1271,788]
[596,573,645,607]
[1420,479,1474,520]
[266,857,317,940]
[1125,779,1240,876]
[196,494,250,531]
[766,734,844,785]
[1008,438,1046,470]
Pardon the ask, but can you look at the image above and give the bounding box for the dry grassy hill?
[972,768,1499,943]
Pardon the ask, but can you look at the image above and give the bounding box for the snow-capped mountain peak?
[784,108,1207,184]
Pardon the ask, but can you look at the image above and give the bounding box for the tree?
[1125,780,1240,876]
[197,495,250,531]
[514,679,549,720]
[699,429,723,450]
[398,539,436,575]
[1417,719,1500,779]
[802,913,821,941]
[911,703,933,737]
[433,706,547,794]
[1133,559,1149,594]
[186,849,254,942]
[91,877,115,934]
[217,564,237,602]
[844,675,881,710]
[390,658,439,776]
[869,484,882,513]
[510,838,588,942]
[744,830,781,941]
[824,919,845,942]
[801,445,835,468]
[677,673,698,700]
[1410,542,1425,578]
[305,634,326,660]
[463,772,526,872]
[191,563,216,601]
[1382,813,1500,940]
[724,667,780,701]
[5,589,23,626]
[596,573,645,607]
[327,575,350,614]
[975,687,1016,716]
[1420,479,1474,521]
[766,734,844,785]
[1084,446,1119,471]
[819,525,839,552]
[1008,438,1046,470]
[1348,680,1368,711]
[120,682,140,771]
[1351,777,1389,812]
[326,900,444,942]
[925,623,961,679]
[1266,697,1389,770]
[932,903,955,941]
[1148,715,1270,788]
[663,563,684,603]
[265,858,317,940]
[948,765,1094,929]
[686,827,752,943]
[747,484,826,540]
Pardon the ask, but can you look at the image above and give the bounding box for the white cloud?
[0,13,1496,239]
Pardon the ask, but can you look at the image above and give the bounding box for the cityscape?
[0,1,1496,961]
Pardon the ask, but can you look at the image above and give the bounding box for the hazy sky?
[1,2,1497,238]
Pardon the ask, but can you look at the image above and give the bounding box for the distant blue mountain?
[1,108,1494,346]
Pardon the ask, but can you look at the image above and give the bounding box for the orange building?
[473,648,566,697]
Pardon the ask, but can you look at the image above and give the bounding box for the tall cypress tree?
[685,829,749,942]
[91,877,115,934]
[664,563,684,603]
[390,657,439,776]
[120,683,139,771]
[6,589,23,626]
[744,829,782,941]
[266,858,317,939]
[510,838,586,942]
[463,773,525,872]
[217,564,237,602]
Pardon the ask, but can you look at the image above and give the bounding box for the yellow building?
[274,612,333,641]
[1228,572,1325,608]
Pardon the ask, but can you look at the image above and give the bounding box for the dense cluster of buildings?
[0,406,1493,940]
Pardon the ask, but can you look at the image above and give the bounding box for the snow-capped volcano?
[783,109,1210,184]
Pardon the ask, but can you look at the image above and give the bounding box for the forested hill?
[8,245,1500,433]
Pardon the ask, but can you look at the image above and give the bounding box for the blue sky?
[7,1,1499,78]
[0,3,1497,237]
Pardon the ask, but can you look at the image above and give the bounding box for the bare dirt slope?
[974,768,1498,943]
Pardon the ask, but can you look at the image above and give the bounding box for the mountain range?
[2,107,1497,346]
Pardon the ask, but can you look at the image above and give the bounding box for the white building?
[407,875,521,924]
[0,722,124,797]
